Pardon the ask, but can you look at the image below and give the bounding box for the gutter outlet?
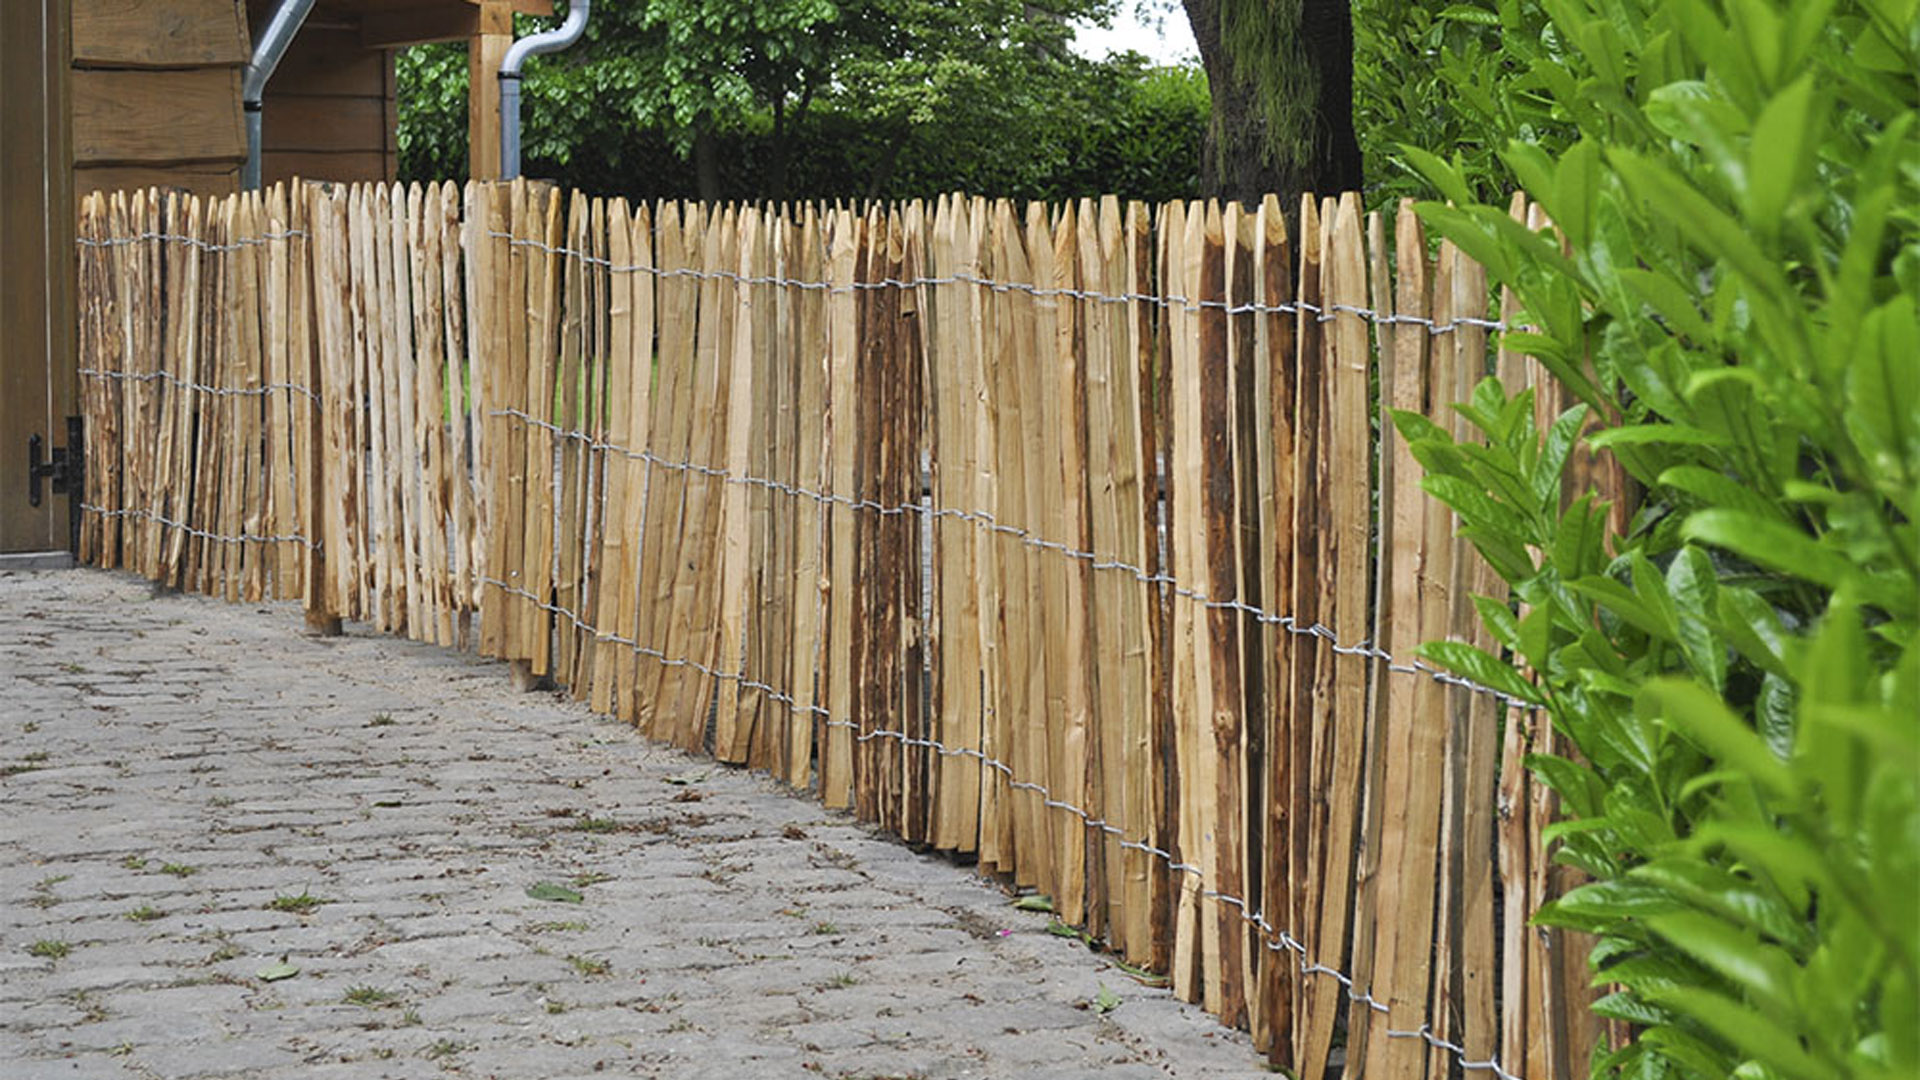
[499,0,592,180]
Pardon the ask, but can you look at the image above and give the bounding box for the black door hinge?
[26,416,84,551]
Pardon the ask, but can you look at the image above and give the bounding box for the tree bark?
[1181,0,1362,203]
[693,112,721,203]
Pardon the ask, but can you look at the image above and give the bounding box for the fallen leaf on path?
[257,961,298,982]
[526,882,584,904]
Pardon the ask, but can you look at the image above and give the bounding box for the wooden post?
[468,2,511,181]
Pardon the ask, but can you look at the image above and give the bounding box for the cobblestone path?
[1,569,1266,1079]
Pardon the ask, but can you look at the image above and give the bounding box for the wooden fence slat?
[523,186,563,673]
[821,204,859,809]
[189,195,220,593]
[1077,197,1120,944]
[748,207,792,771]
[554,191,589,683]
[262,186,293,598]
[594,198,638,716]
[670,204,739,749]
[618,202,656,719]
[635,201,698,742]
[310,184,354,620]
[989,200,1043,886]
[897,205,929,844]
[574,194,610,696]
[245,192,272,600]
[1197,200,1247,1024]
[355,186,388,626]
[970,197,1012,872]
[1165,198,1208,1005]
[713,206,762,762]
[784,205,829,791]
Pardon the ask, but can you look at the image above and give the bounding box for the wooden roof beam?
[359,1,553,50]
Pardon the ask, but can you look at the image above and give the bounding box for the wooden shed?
[1,0,548,553]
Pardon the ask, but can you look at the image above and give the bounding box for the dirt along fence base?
[74,178,1623,1079]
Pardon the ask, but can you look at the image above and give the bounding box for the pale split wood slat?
[1077,197,1123,942]
[634,201,697,742]
[820,205,860,809]
[574,195,610,696]
[264,185,297,598]
[593,198,638,716]
[617,201,657,720]
[523,185,563,675]
[713,205,763,763]
[553,191,590,685]
[445,182,476,645]
[784,205,829,791]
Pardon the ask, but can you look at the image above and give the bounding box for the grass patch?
[160,862,198,877]
[121,855,148,870]
[125,905,164,922]
[565,954,611,977]
[266,890,329,915]
[366,713,398,728]
[342,985,398,1006]
[28,940,71,960]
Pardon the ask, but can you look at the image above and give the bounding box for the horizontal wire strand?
[80,503,320,550]
[78,367,321,403]
[481,575,1522,1080]
[75,228,309,253]
[491,407,1532,711]
[486,231,1508,333]
[71,224,1508,335]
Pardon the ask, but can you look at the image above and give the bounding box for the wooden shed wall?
[71,0,248,196]
[251,1,398,186]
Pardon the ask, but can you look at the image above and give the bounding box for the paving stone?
[2,569,1266,1078]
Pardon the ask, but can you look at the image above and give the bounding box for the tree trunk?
[765,79,815,204]
[866,127,907,201]
[693,112,721,203]
[1182,0,1362,203]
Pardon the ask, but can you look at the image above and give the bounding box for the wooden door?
[0,0,76,553]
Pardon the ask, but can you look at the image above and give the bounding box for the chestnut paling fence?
[74,178,1625,1079]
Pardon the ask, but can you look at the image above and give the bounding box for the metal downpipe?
[498,0,591,180]
[242,0,319,190]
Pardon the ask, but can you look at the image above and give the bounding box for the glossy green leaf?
[1682,510,1861,594]
[1746,75,1818,238]
[1417,640,1547,704]
[1639,678,1797,800]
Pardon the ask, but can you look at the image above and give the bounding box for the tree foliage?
[396,0,1207,203]
[1351,0,1577,206]
[1397,0,1918,1076]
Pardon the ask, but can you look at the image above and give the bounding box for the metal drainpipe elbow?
[498,0,592,180]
